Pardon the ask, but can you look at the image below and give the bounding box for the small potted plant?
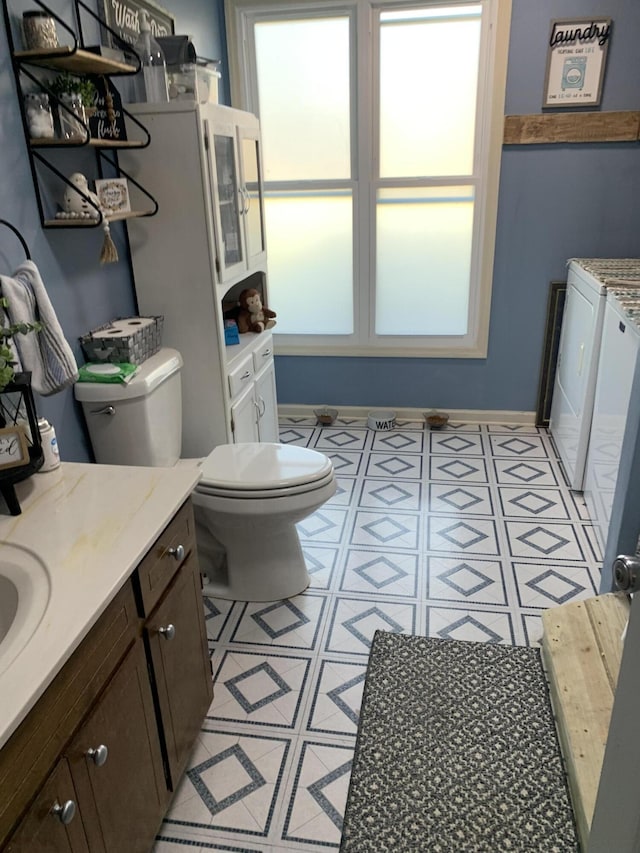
[0,298,41,391]
[48,72,97,139]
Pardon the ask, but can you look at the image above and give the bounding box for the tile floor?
[153,417,603,852]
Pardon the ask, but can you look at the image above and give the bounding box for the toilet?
[74,348,336,601]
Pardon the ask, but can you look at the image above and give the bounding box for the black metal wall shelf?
[2,0,159,232]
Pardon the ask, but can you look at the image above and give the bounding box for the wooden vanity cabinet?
[1,497,213,853]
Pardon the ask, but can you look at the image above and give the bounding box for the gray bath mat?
[340,632,579,852]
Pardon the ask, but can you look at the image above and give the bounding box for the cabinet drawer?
[252,335,274,372]
[228,355,254,398]
[136,499,196,616]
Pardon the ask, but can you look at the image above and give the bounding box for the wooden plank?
[14,47,136,76]
[542,593,630,850]
[504,111,640,145]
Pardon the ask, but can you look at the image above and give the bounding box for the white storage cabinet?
[121,102,275,456]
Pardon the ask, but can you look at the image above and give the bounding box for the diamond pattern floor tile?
[160,418,604,850]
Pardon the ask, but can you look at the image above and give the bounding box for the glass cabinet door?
[212,130,244,277]
[240,131,266,265]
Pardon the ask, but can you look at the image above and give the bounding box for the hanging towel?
[0,260,79,395]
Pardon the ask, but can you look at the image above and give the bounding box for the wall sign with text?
[543,18,612,108]
[0,426,29,471]
[101,0,175,48]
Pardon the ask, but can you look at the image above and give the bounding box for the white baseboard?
[278,404,536,426]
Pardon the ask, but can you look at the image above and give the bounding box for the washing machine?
[550,259,640,490]
[583,290,640,552]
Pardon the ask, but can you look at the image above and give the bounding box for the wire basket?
[80,316,164,365]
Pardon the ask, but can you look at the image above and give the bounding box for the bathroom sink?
[0,544,50,677]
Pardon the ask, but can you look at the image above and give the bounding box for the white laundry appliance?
[583,289,640,552]
[549,259,640,490]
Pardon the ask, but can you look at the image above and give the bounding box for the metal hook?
[0,220,31,260]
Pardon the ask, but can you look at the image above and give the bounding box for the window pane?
[265,191,353,334]
[379,6,481,178]
[376,186,474,335]
[255,18,351,181]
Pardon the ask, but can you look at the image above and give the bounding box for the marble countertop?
[0,461,201,749]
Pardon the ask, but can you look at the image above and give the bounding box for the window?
[226,0,511,356]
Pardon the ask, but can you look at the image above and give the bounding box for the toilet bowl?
[74,348,336,602]
[192,443,336,601]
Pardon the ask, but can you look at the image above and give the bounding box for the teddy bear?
[237,288,277,334]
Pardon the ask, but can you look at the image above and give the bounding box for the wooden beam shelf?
[504,110,640,145]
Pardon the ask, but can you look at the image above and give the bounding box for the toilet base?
[198,522,311,602]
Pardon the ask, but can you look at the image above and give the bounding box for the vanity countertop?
[0,461,201,749]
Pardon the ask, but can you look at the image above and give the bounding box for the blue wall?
[1,0,639,464]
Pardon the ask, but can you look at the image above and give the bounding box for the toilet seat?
[197,442,334,498]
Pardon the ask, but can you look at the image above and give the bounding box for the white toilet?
[74,348,336,601]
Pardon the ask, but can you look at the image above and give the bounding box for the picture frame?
[100,0,175,49]
[0,426,29,471]
[543,18,612,108]
[94,178,131,215]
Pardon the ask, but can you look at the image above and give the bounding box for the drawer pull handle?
[86,744,109,767]
[167,544,185,562]
[262,349,272,357]
[159,623,176,640]
[241,370,251,380]
[52,800,76,825]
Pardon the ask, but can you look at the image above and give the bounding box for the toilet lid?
[199,443,334,491]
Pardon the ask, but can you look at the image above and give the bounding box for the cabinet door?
[231,382,261,443]
[255,361,279,443]
[204,116,246,283]
[146,552,213,788]
[5,760,88,853]
[65,641,168,853]
[238,118,266,269]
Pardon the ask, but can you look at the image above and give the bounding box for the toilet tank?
[74,348,183,467]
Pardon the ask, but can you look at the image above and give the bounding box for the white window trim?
[225,0,512,358]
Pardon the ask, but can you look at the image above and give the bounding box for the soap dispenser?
[132,11,169,103]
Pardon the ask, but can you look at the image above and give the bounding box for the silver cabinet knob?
[159,623,176,640]
[86,744,109,767]
[52,800,76,825]
[167,544,185,562]
[613,555,640,592]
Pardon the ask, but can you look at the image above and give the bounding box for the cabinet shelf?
[13,46,137,76]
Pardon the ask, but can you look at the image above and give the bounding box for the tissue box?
[80,316,164,365]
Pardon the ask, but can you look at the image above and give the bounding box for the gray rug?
[340,632,579,853]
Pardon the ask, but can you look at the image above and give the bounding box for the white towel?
[0,260,78,396]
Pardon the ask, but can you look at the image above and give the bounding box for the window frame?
[225,0,512,358]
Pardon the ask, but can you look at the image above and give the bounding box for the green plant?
[48,72,97,107]
[0,297,42,391]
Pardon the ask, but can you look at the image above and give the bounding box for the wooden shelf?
[504,110,640,145]
[30,137,145,149]
[542,592,630,850]
[44,210,154,228]
[13,46,137,75]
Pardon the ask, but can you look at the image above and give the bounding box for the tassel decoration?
[100,217,118,264]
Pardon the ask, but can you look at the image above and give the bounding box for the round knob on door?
[159,623,176,640]
[51,800,76,825]
[86,744,109,766]
[167,544,185,562]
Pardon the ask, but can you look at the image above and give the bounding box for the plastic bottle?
[38,417,60,472]
[131,11,169,103]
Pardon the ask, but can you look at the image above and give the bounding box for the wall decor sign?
[0,426,29,470]
[95,177,131,214]
[543,18,612,108]
[101,0,175,48]
[88,76,127,142]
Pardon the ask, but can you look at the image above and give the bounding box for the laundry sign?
[543,18,612,108]
[101,0,175,48]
